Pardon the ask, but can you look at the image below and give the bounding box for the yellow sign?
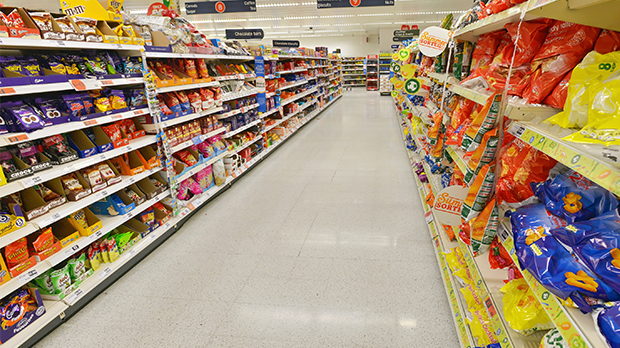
[401,64,417,79]
[394,80,405,90]
[60,0,123,21]
[392,53,400,61]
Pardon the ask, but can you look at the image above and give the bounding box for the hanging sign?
[393,80,405,90]
[225,28,264,39]
[401,64,416,78]
[185,0,256,14]
[418,26,453,57]
[391,90,398,97]
[397,48,410,61]
[404,78,421,95]
[317,0,394,9]
[393,36,413,42]
[390,44,399,49]
[432,186,468,225]
[390,62,401,73]
[147,2,168,15]
[61,0,123,21]
[393,29,420,37]
[272,40,300,48]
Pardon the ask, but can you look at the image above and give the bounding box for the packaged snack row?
[145,87,221,123]
[209,62,254,78]
[0,88,146,134]
[169,135,227,181]
[164,116,223,148]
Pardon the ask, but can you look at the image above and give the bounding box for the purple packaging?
[3,101,46,132]
[33,98,71,125]
[62,94,86,121]
[17,57,41,77]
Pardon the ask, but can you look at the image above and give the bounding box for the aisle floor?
[37,90,460,348]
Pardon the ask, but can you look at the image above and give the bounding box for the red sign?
[147,2,168,16]
[411,24,419,29]
[401,25,410,30]
[350,0,361,6]
[215,1,226,13]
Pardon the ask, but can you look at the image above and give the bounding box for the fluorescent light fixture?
[283,15,319,19]
[248,17,282,21]
[191,20,213,24]
[363,22,394,25]
[212,18,246,23]
[320,15,356,18]
[357,13,391,16]
[272,25,301,28]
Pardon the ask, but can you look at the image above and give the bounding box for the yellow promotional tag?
[401,64,417,79]
[390,76,398,84]
[392,53,400,61]
[394,80,405,90]
[404,78,421,95]
[391,90,398,98]
[398,49,411,61]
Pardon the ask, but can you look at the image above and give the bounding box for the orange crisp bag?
[464,128,499,185]
[462,162,496,222]
[470,196,499,254]
[461,94,501,152]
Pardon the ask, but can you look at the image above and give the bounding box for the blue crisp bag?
[594,302,620,348]
[550,208,620,294]
[511,204,620,313]
[532,170,619,223]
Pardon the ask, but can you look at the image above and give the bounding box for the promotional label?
[225,29,264,39]
[419,26,453,57]
[432,186,468,225]
[185,0,256,14]
[317,0,393,8]
[272,40,300,48]
[147,2,168,15]
[401,64,416,78]
[404,78,421,95]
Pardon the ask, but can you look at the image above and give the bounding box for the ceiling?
[5,0,470,39]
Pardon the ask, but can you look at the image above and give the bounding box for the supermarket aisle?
[37,90,459,348]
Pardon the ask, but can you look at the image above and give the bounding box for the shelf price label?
[64,288,85,305]
[99,267,113,279]
[70,79,102,91]
[17,268,40,285]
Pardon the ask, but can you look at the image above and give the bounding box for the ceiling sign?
[273,40,300,48]
[419,26,453,57]
[317,0,394,9]
[185,0,256,14]
[394,29,420,37]
[225,29,264,39]
[392,36,412,42]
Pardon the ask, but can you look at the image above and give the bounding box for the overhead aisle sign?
[272,40,300,48]
[185,0,256,14]
[317,0,394,9]
[225,29,264,39]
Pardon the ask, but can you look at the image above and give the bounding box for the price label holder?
[22,175,43,187]
[425,210,434,224]
[17,267,40,285]
[99,267,113,279]
[64,288,85,305]
[70,79,102,91]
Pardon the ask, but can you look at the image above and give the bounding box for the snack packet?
[461,163,495,222]
[5,238,29,268]
[50,264,72,293]
[461,94,501,152]
[501,278,553,334]
[68,252,87,281]
[593,302,620,348]
[470,197,499,255]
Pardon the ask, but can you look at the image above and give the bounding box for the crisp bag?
[595,29,620,54]
[496,138,557,205]
[563,77,620,147]
[511,204,620,312]
[547,50,620,128]
[523,21,600,104]
[470,31,506,73]
[550,208,620,294]
[532,169,619,223]
[461,94,501,152]
[470,196,499,255]
[539,329,570,348]
[501,278,553,334]
[462,162,496,222]
[464,127,498,185]
[593,302,620,348]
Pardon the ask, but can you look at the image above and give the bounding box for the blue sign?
[391,44,399,49]
[255,57,266,113]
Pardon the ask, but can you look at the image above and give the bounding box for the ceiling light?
[272,25,301,28]
[332,23,361,26]
[248,17,282,21]
[212,18,246,23]
[357,13,391,16]
[320,15,355,18]
[283,16,319,19]
[363,22,394,25]
[191,20,213,24]
[200,28,218,32]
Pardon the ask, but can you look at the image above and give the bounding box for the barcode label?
[511,124,527,138]
[498,225,510,243]
[65,288,84,305]
[17,268,39,285]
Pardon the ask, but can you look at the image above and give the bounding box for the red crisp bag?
[543,71,571,108]
[523,21,600,104]
[470,31,505,73]
[488,237,513,270]
[594,29,620,54]
[487,0,511,15]
[504,20,552,67]
[496,138,557,205]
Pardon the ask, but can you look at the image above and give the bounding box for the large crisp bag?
[523,21,600,104]
[532,169,619,223]
[512,204,620,312]
[462,163,496,222]
[501,278,553,334]
[470,196,499,254]
[464,128,499,185]
[470,31,506,73]
[593,302,620,348]
[595,29,620,54]
[550,208,620,294]
[496,138,557,205]
[563,77,620,147]
[461,94,501,152]
[547,50,620,129]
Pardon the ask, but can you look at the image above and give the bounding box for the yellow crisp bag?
[453,268,474,287]
[467,309,498,347]
[563,78,620,146]
[547,51,620,129]
[461,283,485,310]
[443,248,466,272]
[501,278,554,335]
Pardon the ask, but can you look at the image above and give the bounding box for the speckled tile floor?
[35,90,460,348]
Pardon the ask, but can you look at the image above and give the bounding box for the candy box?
[39,178,68,210]
[26,227,61,262]
[125,184,146,206]
[26,10,65,40]
[0,204,26,239]
[50,218,80,248]
[2,153,33,182]
[137,146,160,170]
[90,192,135,216]
[2,238,37,278]
[0,287,46,343]
[67,130,98,158]
[11,187,49,221]
[108,22,133,45]
[110,152,145,176]
[101,160,122,186]
[60,172,92,202]
[136,176,161,200]
[40,135,79,166]
[68,208,102,237]
[88,126,114,153]
[124,218,151,239]
[1,7,41,39]
[53,14,84,42]
[113,225,142,253]
[95,21,119,44]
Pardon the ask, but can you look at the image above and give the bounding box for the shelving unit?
[365,55,379,91]
[379,52,393,96]
[342,57,366,88]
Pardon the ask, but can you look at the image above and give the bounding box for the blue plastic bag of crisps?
[550,208,620,294]
[532,170,619,223]
[511,204,620,313]
[594,302,620,348]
